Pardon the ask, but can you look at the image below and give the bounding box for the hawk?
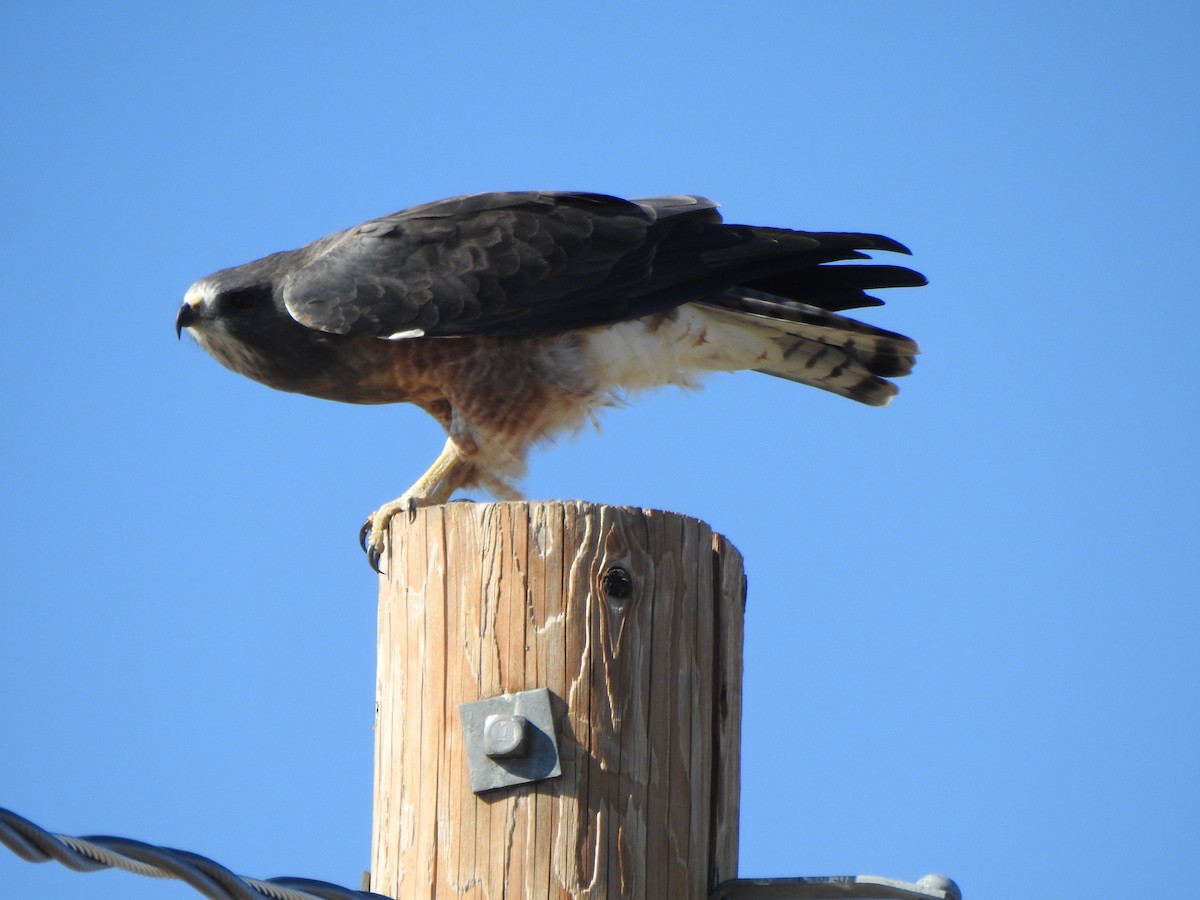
[176,191,925,570]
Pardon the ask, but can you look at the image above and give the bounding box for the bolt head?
[916,875,961,900]
[483,714,529,758]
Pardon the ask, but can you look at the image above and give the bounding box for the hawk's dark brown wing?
[278,192,697,338]
[278,190,923,340]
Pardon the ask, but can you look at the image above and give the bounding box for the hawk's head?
[176,255,342,395]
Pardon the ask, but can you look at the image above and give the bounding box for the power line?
[0,806,390,900]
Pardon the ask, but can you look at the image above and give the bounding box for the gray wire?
[0,807,391,900]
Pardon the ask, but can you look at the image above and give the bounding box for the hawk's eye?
[224,289,261,312]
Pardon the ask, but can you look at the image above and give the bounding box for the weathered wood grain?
[371,501,745,899]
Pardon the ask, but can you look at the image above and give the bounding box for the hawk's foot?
[359,437,475,573]
[360,495,427,574]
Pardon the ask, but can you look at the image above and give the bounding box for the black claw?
[358,516,385,574]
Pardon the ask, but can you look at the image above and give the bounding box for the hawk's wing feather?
[281,192,673,337]
[277,191,923,341]
[741,261,929,312]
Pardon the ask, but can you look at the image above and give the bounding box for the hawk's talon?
[359,495,428,574]
[360,513,387,574]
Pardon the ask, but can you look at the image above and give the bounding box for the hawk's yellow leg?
[360,437,471,572]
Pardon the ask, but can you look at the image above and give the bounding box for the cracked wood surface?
[372,501,745,899]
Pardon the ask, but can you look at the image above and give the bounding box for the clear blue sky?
[2,3,1197,898]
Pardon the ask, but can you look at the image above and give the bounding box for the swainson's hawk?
[176,191,925,570]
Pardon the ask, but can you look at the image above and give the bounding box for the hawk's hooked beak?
[175,302,200,339]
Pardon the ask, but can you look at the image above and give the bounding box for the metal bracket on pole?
[712,874,961,900]
[459,687,562,793]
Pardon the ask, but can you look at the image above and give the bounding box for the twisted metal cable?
[0,806,391,900]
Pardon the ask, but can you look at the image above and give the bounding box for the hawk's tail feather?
[708,291,918,369]
[698,290,920,407]
[753,345,901,407]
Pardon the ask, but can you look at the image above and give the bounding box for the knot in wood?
[601,565,633,600]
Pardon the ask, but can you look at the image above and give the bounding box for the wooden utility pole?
[371,500,746,899]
